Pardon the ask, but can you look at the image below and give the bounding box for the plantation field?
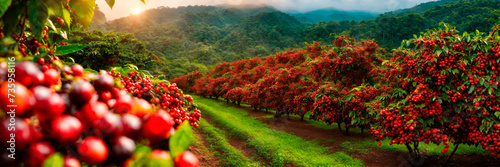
[189,96,500,167]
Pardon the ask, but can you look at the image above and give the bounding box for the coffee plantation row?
[173,23,500,164]
[0,0,199,166]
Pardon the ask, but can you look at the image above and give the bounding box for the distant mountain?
[288,8,379,23]
[386,0,460,16]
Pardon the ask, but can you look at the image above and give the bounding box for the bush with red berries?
[369,24,500,162]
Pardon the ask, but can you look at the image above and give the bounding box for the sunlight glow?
[131,7,143,15]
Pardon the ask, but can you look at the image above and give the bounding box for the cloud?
[96,0,437,20]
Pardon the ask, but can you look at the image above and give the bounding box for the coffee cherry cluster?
[0,60,199,166]
[110,70,201,128]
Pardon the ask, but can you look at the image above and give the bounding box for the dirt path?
[228,103,500,167]
[201,114,271,166]
[189,129,219,167]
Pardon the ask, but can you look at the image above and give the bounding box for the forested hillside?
[289,8,379,23]
[94,0,500,79]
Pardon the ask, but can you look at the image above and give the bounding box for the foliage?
[64,30,166,74]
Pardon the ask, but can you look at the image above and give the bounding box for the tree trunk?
[301,114,305,120]
[444,143,460,165]
[337,123,342,133]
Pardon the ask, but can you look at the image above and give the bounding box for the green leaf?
[47,19,56,32]
[42,152,64,167]
[416,104,426,108]
[84,68,98,74]
[147,158,174,167]
[134,144,152,159]
[105,0,115,9]
[468,85,475,94]
[0,0,12,17]
[443,46,449,54]
[69,0,95,26]
[441,93,449,101]
[169,121,193,158]
[435,49,443,56]
[54,44,87,55]
[0,37,15,46]
[479,78,485,86]
[2,1,23,36]
[27,0,49,39]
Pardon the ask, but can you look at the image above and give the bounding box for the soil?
[200,114,272,166]
[189,129,219,167]
[229,103,500,167]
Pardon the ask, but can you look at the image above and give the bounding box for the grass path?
[196,118,262,166]
[193,95,364,167]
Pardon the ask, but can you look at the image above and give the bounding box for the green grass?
[190,129,215,160]
[340,141,369,154]
[194,95,364,167]
[356,139,489,156]
[197,118,261,167]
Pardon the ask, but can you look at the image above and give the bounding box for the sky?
[96,0,437,20]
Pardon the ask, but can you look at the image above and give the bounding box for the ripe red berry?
[0,118,32,150]
[70,80,96,108]
[33,89,65,121]
[0,82,31,115]
[26,142,55,167]
[121,114,142,139]
[114,93,133,114]
[185,95,193,102]
[50,115,83,145]
[77,101,109,130]
[109,136,136,163]
[98,91,112,102]
[93,113,123,138]
[57,17,65,25]
[63,155,81,167]
[15,61,43,87]
[94,72,115,93]
[78,137,108,165]
[61,65,73,75]
[142,109,174,143]
[175,151,199,167]
[71,64,84,76]
[37,57,45,65]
